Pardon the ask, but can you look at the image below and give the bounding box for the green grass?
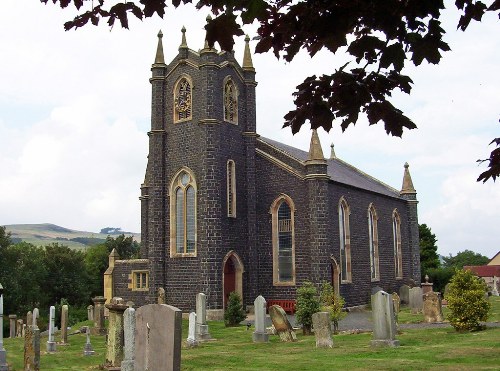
[3,298,499,370]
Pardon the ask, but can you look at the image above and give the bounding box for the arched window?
[393,209,403,279]
[338,197,352,282]
[271,195,295,285]
[174,76,192,122]
[170,168,197,256]
[227,160,236,217]
[223,78,238,124]
[368,203,379,281]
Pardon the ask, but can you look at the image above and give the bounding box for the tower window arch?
[368,203,380,281]
[270,194,296,285]
[223,77,238,124]
[170,168,197,257]
[393,209,403,279]
[227,160,236,217]
[338,197,352,283]
[173,76,193,123]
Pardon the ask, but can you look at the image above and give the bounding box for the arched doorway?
[222,251,244,308]
[330,255,340,296]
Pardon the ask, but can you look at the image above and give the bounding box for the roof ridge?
[257,136,306,165]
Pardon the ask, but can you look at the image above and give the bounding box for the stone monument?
[195,293,211,341]
[186,312,198,347]
[370,291,399,347]
[409,287,423,314]
[32,308,39,328]
[312,312,333,348]
[421,275,433,294]
[87,305,94,321]
[92,296,107,336]
[158,287,166,304]
[24,325,41,371]
[105,297,128,369]
[121,307,136,371]
[60,304,69,345]
[46,306,56,352]
[8,315,16,339]
[399,284,410,305]
[83,327,95,356]
[268,305,297,342]
[423,291,443,323]
[252,295,269,343]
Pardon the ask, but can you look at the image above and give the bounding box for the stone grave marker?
[252,295,269,343]
[0,288,9,371]
[268,305,297,342]
[409,287,423,314]
[24,325,41,371]
[121,307,135,371]
[8,315,16,338]
[87,305,94,321]
[134,304,182,371]
[105,297,128,368]
[312,312,333,348]
[195,293,211,341]
[32,308,39,328]
[92,296,107,336]
[16,319,23,337]
[399,284,410,305]
[423,291,443,323]
[27,311,33,328]
[392,292,401,313]
[370,291,399,347]
[186,312,198,347]
[158,287,166,304]
[46,306,56,352]
[60,304,69,345]
[83,327,95,356]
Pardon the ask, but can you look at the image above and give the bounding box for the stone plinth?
[92,296,107,336]
[105,297,128,369]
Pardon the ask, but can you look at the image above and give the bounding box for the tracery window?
[223,78,238,124]
[174,76,192,122]
[368,203,380,281]
[271,195,295,285]
[393,209,403,279]
[170,168,197,256]
[339,197,352,282]
[227,160,236,217]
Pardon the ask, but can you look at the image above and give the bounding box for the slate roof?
[259,136,401,199]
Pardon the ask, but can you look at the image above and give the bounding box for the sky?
[0,1,499,259]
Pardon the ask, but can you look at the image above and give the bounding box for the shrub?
[295,281,320,335]
[319,281,346,334]
[224,291,246,327]
[446,269,490,332]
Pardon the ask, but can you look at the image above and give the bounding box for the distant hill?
[3,223,140,250]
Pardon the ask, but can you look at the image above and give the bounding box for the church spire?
[400,162,416,195]
[154,30,165,64]
[242,35,255,71]
[308,129,325,161]
[179,26,187,49]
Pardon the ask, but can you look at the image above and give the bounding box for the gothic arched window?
[339,197,352,282]
[223,78,238,124]
[393,209,403,279]
[174,76,192,122]
[271,195,295,285]
[368,203,379,281]
[227,160,236,217]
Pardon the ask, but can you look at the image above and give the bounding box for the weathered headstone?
[46,305,56,352]
[370,291,399,347]
[32,308,39,328]
[158,287,166,304]
[83,327,95,356]
[399,284,410,305]
[0,286,9,371]
[92,296,107,336]
[121,307,135,371]
[24,325,41,371]
[16,319,23,337]
[195,293,211,341]
[22,324,26,337]
[186,312,198,347]
[252,295,269,343]
[392,292,401,313]
[409,287,423,314]
[105,297,128,368]
[27,311,33,328]
[8,315,16,338]
[423,291,443,323]
[268,305,297,342]
[60,304,69,345]
[312,312,333,348]
[134,304,182,371]
[87,305,94,321]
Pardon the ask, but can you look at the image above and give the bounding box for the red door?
[223,258,236,308]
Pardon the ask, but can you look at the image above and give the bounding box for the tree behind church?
[419,224,440,279]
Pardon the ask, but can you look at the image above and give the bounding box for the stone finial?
[400,162,416,195]
[179,26,188,49]
[242,35,255,71]
[202,15,214,51]
[330,143,336,159]
[425,274,429,283]
[308,129,325,161]
[109,248,119,268]
[154,30,165,65]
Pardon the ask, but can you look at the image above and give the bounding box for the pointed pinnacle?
[308,129,325,161]
[154,30,165,64]
[242,34,255,71]
[401,162,416,194]
[179,26,187,49]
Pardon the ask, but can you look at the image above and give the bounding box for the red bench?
[267,299,296,314]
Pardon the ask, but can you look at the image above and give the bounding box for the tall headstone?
[27,311,33,328]
[87,305,94,321]
[409,287,423,314]
[158,287,166,304]
[252,295,269,343]
[268,305,297,342]
[195,293,211,341]
[312,312,333,348]
[0,286,9,371]
[60,304,69,344]
[392,292,401,313]
[370,291,399,347]
[46,305,56,352]
[105,297,128,368]
[186,312,198,347]
[423,291,443,323]
[399,284,410,305]
[134,304,182,371]
[24,325,41,371]
[8,315,16,338]
[121,307,136,371]
[92,296,107,336]
[32,308,39,328]
[83,327,95,356]
[16,319,23,337]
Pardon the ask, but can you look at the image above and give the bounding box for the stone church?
[106,29,421,316]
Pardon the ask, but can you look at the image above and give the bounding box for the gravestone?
[22,324,26,337]
[392,292,401,313]
[83,327,95,356]
[252,295,269,343]
[0,288,8,371]
[32,308,39,328]
[92,296,107,336]
[134,304,182,371]
[195,293,211,341]
[47,305,56,352]
[27,311,33,328]
[423,292,443,323]
[399,285,410,305]
[24,325,41,371]
[186,312,198,347]
[121,307,135,371]
[16,319,23,337]
[60,304,69,345]
[312,312,333,348]
[370,291,399,347]
[87,305,94,321]
[409,287,423,314]
[158,287,166,304]
[8,315,16,338]
[105,297,128,368]
[268,305,297,342]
